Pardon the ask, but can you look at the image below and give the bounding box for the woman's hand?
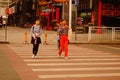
[62,25,68,30]
[33,34,36,40]
[65,25,68,28]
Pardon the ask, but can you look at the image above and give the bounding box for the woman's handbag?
[31,37,41,44]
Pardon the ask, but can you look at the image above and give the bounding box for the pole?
[96,0,102,34]
[24,32,28,43]
[5,25,7,41]
[68,0,72,41]
[112,27,115,41]
[62,2,65,19]
[56,8,60,23]
[88,27,92,41]
[75,2,78,41]
[47,12,50,30]
[91,11,94,23]
[52,6,54,20]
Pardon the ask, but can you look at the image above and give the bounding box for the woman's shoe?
[32,55,35,58]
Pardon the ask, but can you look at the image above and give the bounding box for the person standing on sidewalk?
[31,20,42,58]
[3,19,6,28]
[58,19,69,59]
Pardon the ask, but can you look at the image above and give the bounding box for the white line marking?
[38,73,120,78]
[16,53,111,55]
[27,62,120,66]
[32,67,120,71]
[100,45,120,50]
[20,55,120,58]
[23,58,120,62]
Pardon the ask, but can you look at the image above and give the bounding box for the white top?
[31,25,42,37]
[3,20,6,24]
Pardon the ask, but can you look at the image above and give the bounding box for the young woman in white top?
[31,20,42,58]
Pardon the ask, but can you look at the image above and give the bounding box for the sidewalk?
[1,42,120,80]
[0,44,40,80]
[0,47,20,80]
[0,26,120,44]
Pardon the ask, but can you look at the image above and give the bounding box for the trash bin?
[0,23,2,28]
[84,26,89,33]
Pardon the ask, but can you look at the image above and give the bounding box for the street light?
[68,0,72,41]
[54,0,72,40]
[62,2,64,19]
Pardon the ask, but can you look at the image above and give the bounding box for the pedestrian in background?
[0,16,2,28]
[31,20,42,58]
[3,19,6,28]
[57,20,63,50]
[58,19,69,59]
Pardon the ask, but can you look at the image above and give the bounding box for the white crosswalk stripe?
[32,67,120,71]
[16,52,111,55]
[20,55,120,58]
[38,73,120,79]
[27,62,120,66]
[23,58,120,62]
[16,46,120,79]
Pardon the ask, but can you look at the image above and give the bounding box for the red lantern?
[54,0,68,3]
[39,1,48,6]
[39,1,43,5]
[6,8,10,15]
[45,12,50,16]
[41,12,45,16]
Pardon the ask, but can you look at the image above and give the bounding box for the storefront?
[77,0,93,25]
[8,2,16,26]
[78,0,120,27]
[102,0,120,26]
[36,0,66,30]
[8,0,36,27]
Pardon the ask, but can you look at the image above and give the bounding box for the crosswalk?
[23,58,120,62]
[16,45,120,80]
[38,73,120,79]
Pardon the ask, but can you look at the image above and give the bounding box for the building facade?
[77,0,120,27]
[0,0,12,18]
[8,0,67,28]
[0,0,11,7]
[8,0,37,26]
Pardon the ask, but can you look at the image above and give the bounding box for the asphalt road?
[1,27,120,80]
[6,43,120,80]
[79,44,120,54]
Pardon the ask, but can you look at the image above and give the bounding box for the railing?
[88,26,120,42]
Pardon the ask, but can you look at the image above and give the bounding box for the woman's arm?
[36,27,42,37]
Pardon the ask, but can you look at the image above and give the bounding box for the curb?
[69,42,120,45]
[0,41,9,44]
